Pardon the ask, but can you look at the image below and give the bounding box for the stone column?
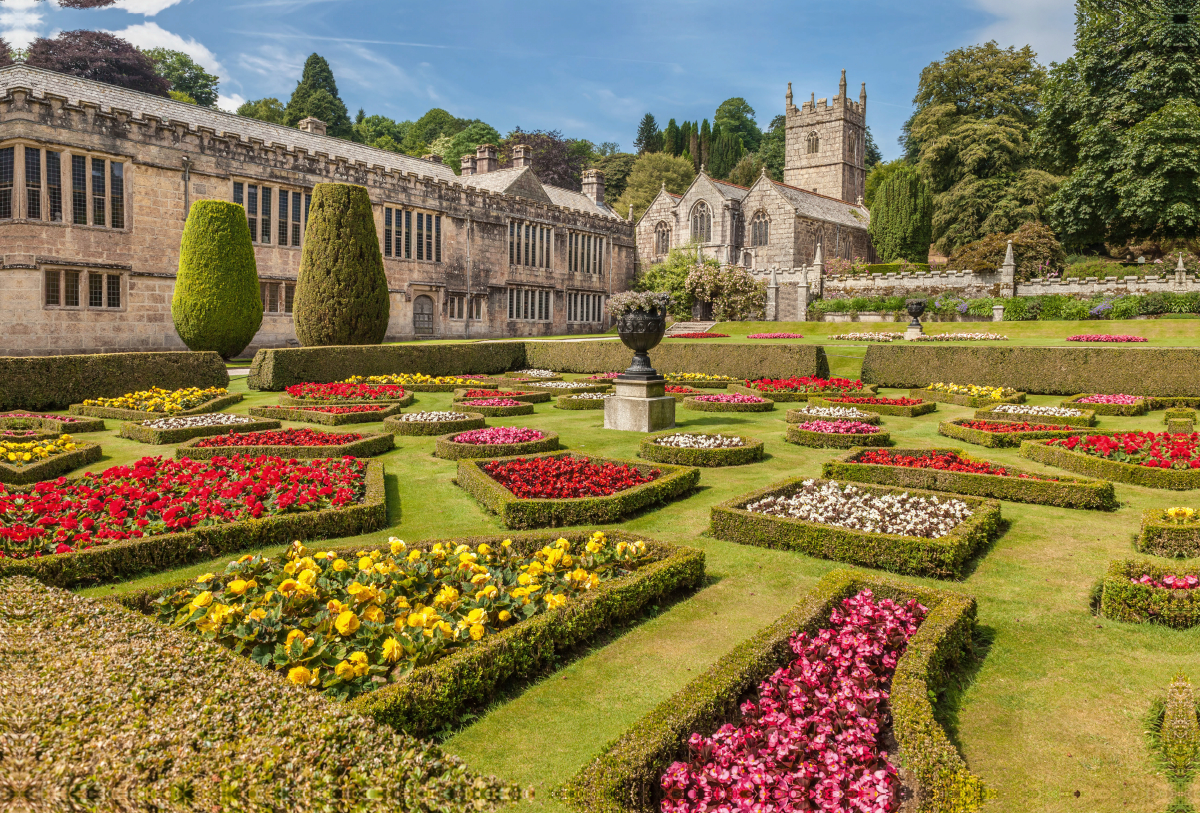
[999,240,1016,297]
[766,267,779,321]
[796,267,810,322]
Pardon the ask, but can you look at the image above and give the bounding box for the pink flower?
[1077,394,1143,405]
[693,394,768,404]
[452,427,545,445]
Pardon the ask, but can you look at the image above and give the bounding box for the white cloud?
[973,0,1076,64]
[106,21,226,78]
[112,0,185,15]
[218,93,246,113]
[0,0,43,50]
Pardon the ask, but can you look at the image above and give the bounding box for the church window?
[691,201,711,243]
[0,147,13,220]
[655,222,671,254]
[807,132,820,155]
[750,212,769,247]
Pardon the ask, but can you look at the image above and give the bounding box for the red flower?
[745,376,863,394]
[831,396,924,406]
[855,449,1051,479]
[283,382,406,402]
[481,456,658,498]
[194,429,361,448]
[1048,431,1200,470]
[959,420,1072,433]
[302,405,387,414]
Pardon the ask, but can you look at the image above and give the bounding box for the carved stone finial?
[1178,253,1187,273]
[1002,239,1015,269]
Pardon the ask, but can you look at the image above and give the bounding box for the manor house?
[0,63,634,356]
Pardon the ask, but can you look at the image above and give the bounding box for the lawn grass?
[54,361,1200,813]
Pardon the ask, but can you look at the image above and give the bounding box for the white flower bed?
[993,404,1085,418]
[828,332,904,342]
[141,413,256,429]
[791,405,876,421]
[532,381,594,389]
[393,411,465,422]
[744,480,973,539]
[510,369,556,377]
[568,393,612,400]
[911,332,1008,341]
[653,433,745,449]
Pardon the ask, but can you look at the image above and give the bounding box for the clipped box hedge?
[555,394,611,410]
[824,446,1118,510]
[728,384,877,403]
[526,342,830,381]
[120,416,282,445]
[1020,440,1200,491]
[785,407,881,425]
[1163,408,1197,424]
[0,442,102,485]
[0,351,229,411]
[860,345,1200,396]
[1099,559,1200,628]
[68,392,244,421]
[247,343,527,390]
[452,389,551,404]
[638,432,764,467]
[0,460,388,588]
[277,392,416,409]
[455,452,700,529]
[1148,397,1200,410]
[501,372,563,382]
[451,401,535,418]
[247,403,406,425]
[709,477,999,579]
[1137,509,1200,558]
[1167,418,1194,434]
[682,396,774,413]
[562,568,986,813]
[937,419,1106,449]
[973,403,1097,427]
[808,396,936,418]
[175,431,395,461]
[910,388,1026,409]
[385,412,486,437]
[662,378,732,389]
[521,383,613,395]
[1061,394,1147,416]
[0,411,107,433]
[435,431,560,461]
[785,426,892,448]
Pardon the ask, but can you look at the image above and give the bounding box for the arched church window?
[807,132,820,155]
[655,221,671,255]
[750,212,770,247]
[691,201,711,243]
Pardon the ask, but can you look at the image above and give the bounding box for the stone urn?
[616,307,667,380]
[905,298,927,329]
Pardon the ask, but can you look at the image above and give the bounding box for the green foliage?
[663,118,681,156]
[590,152,637,202]
[144,47,219,107]
[1137,508,1200,558]
[401,108,472,155]
[868,165,933,262]
[385,412,485,437]
[70,392,244,422]
[246,403,404,427]
[351,112,412,152]
[707,130,745,180]
[684,264,766,321]
[236,97,286,124]
[293,184,390,347]
[785,425,893,449]
[948,221,1066,278]
[864,125,882,168]
[1099,560,1200,627]
[172,200,263,359]
[634,113,663,155]
[167,90,196,104]
[808,396,937,418]
[726,152,765,188]
[614,152,696,222]
[1157,674,1200,782]
[440,121,503,173]
[247,344,526,390]
[865,159,907,209]
[714,97,761,153]
[682,396,775,413]
[937,419,1104,449]
[285,53,351,138]
[699,119,711,168]
[759,114,786,182]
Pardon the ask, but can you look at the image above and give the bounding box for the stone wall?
[823,268,1004,299]
[1017,273,1200,297]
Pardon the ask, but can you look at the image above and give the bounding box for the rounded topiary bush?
[172,200,263,359]
[293,183,390,346]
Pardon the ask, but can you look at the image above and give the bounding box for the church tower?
[783,70,867,204]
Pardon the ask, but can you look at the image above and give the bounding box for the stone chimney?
[298,117,327,136]
[476,143,498,174]
[582,169,605,205]
[512,144,533,169]
[422,153,443,164]
[460,154,477,176]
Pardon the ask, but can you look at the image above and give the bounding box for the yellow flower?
[437,620,454,636]
[287,666,314,685]
[382,637,403,662]
[545,593,567,609]
[334,660,356,680]
[480,585,498,600]
[326,599,349,614]
[297,569,317,588]
[501,539,511,548]
[407,549,422,562]
[190,591,213,609]
[196,573,216,583]
[332,558,349,572]
[470,572,490,584]
[348,651,370,677]
[407,611,428,629]
[286,629,306,647]
[389,538,406,555]
[435,585,459,606]
[249,608,267,621]
[498,610,512,622]
[555,538,570,550]
[358,556,374,572]
[466,607,487,625]
[586,540,602,553]
[335,611,361,636]
[477,543,492,555]
[278,579,299,595]
[518,573,533,586]
[363,606,385,623]
[469,623,486,641]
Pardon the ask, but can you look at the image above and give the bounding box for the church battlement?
[782,70,867,204]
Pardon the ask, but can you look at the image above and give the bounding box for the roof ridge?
[771,178,866,208]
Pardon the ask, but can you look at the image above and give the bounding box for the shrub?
[555,393,610,410]
[974,403,1097,427]
[450,400,534,418]
[248,403,404,426]
[808,396,937,418]
[631,247,703,319]
[684,265,766,321]
[434,430,559,460]
[172,200,263,359]
[1138,509,1200,558]
[293,183,390,346]
[174,430,394,461]
[947,221,1066,280]
[681,394,774,413]
[0,412,106,434]
[638,432,764,466]
[868,165,933,263]
[452,388,551,404]
[1061,393,1148,416]
[1099,560,1200,628]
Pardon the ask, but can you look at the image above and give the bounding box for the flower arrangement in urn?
[606,291,672,380]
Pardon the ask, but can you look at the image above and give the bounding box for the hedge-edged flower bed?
[0,457,386,587]
[913,383,1025,408]
[452,388,551,404]
[1062,393,1148,416]
[665,385,705,401]
[663,373,738,388]
[976,403,1097,427]
[585,372,621,380]
[456,452,699,529]
[785,421,892,449]
[562,568,987,813]
[731,376,875,402]
[555,393,612,410]
[385,411,486,437]
[120,413,283,445]
[69,388,243,421]
[667,332,729,338]
[828,331,903,342]
[248,402,405,426]
[279,382,416,408]
[519,381,613,394]
[785,405,881,424]
[0,435,102,485]
[1021,433,1200,490]
[0,411,106,434]
[808,395,936,418]
[938,418,1106,449]
[824,447,1117,510]
[1099,559,1200,628]
[710,478,998,579]
[343,373,477,392]
[175,429,395,460]
[435,428,559,461]
[683,393,774,413]
[638,431,764,467]
[451,399,535,418]
[747,332,805,339]
[910,332,1008,341]
[1067,334,1148,342]
[1138,508,1200,558]
[11,578,523,813]
[506,369,559,379]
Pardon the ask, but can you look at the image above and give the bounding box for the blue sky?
[2,0,1076,161]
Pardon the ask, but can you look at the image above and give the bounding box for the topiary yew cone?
[293,183,390,346]
[172,200,262,359]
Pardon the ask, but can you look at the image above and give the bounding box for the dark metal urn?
[905,298,927,330]
[616,308,667,380]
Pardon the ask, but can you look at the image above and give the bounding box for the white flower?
[993,404,1085,417]
[395,411,464,422]
[141,413,255,429]
[654,433,745,449]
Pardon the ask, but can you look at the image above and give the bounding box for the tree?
[948,220,1065,278]
[1037,0,1200,247]
[865,159,907,208]
[613,152,696,221]
[868,165,933,262]
[864,126,882,168]
[499,128,590,190]
[635,245,710,319]
[351,112,412,151]
[759,114,786,181]
[293,183,390,346]
[285,54,351,138]
[401,108,469,155]
[727,153,765,188]
[685,264,766,320]
[714,97,761,153]
[699,119,712,168]
[442,121,502,173]
[0,37,12,68]
[634,113,662,155]
[596,142,621,157]
[144,48,219,107]
[590,152,637,201]
[26,31,170,96]
[663,119,681,156]
[238,98,286,124]
[172,200,262,359]
[707,131,744,180]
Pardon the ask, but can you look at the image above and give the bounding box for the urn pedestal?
[903,298,927,341]
[604,308,676,432]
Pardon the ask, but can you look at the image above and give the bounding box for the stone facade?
[0,64,635,356]
[783,70,867,204]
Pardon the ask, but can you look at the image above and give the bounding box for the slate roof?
[711,178,750,201]
[771,181,870,230]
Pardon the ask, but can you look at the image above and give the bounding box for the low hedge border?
[0,411,107,433]
[277,392,416,409]
[1163,408,1197,424]
[385,412,486,437]
[435,431,560,461]
[502,372,563,382]
[404,382,485,392]
[0,442,102,485]
[520,383,613,395]
[1020,440,1200,491]
[451,402,535,418]
[174,431,395,461]
[455,452,700,530]
[0,460,388,588]
[662,379,732,389]
[561,568,986,813]
[664,389,706,402]
[555,394,611,410]
[808,396,937,418]
[973,403,1097,427]
[785,426,892,448]
[824,446,1118,510]
[1168,418,1194,434]
[910,388,1026,409]
[637,432,764,467]
[1137,509,1200,558]
[1061,394,1148,416]
[785,407,881,425]
[246,403,406,425]
[2,429,59,442]
[709,477,998,579]
[67,392,244,421]
[682,396,774,413]
[120,417,283,445]
[937,419,1107,449]
[452,389,551,404]
[1148,397,1200,410]
[1099,559,1200,628]
[728,384,878,403]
